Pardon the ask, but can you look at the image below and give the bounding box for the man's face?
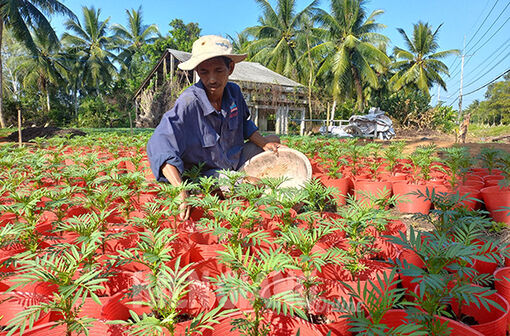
[196,57,234,101]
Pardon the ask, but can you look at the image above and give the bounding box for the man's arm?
[161,163,191,220]
[248,130,281,152]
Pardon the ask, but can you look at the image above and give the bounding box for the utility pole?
[437,85,441,105]
[457,36,467,124]
[457,52,465,124]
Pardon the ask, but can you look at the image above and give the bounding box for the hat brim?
[178,53,247,71]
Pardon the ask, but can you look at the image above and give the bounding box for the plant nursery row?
[0,134,509,336]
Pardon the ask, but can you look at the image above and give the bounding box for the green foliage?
[212,245,306,335]
[331,270,427,336]
[377,90,431,128]
[432,105,457,133]
[389,22,459,96]
[312,0,390,111]
[408,145,440,182]
[75,96,127,128]
[5,240,107,336]
[468,72,510,125]
[142,19,201,65]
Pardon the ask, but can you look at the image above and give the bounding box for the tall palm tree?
[111,6,159,74]
[389,22,459,96]
[18,28,65,115]
[227,31,250,54]
[244,0,318,79]
[61,6,116,96]
[312,0,390,111]
[0,0,75,128]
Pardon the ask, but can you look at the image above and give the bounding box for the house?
[132,49,307,134]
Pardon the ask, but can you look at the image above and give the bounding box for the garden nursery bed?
[0,133,510,336]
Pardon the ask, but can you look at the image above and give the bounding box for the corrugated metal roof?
[167,49,191,63]
[167,49,302,87]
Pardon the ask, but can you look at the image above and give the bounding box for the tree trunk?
[351,65,364,112]
[326,102,330,128]
[330,99,337,125]
[0,20,5,128]
[306,36,313,120]
[17,105,22,146]
[74,86,79,117]
[46,89,51,115]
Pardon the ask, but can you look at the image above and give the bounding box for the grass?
[468,123,510,139]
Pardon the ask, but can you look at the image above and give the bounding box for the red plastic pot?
[260,276,350,319]
[378,309,484,335]
[494,267,510,308]
[461,179,485,191]
[453,186,482,211]
[202,311,323,336]
[315,319,353,336]
[397,249,424,299]
[317,261,397,305]
[483,174,504,182]
[392,182,432,214]
[321,176,350,206]
[480,186,510,223]
[369,220,406,260]
[13,321,131,336]
[354,180,392,206]
[450,289,509,336]
[0,291,53,329]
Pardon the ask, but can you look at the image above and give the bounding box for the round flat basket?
[240,147,312,189]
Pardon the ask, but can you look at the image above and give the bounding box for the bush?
[75,96,128,128]
[432,104,457,133]
[376,91,431,128]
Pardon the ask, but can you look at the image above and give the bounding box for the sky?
[51,0,510,109]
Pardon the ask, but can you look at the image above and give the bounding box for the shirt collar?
[195,81,234,116]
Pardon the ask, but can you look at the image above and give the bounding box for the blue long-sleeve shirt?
[147,81,258,182]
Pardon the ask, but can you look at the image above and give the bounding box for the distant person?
[147,35,281,219]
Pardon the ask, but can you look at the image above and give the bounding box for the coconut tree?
[0,0,75,128]
[61,6,117,96]
[227,31,250,54]
[295,13,323,119]
[17,28,65,116]
[244,0,319,79]
[389,22,459,96]
[312,0,390,111]
[111,6,159,75]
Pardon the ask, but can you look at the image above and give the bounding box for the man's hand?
[262,142,286,153]
[178,190,191,220]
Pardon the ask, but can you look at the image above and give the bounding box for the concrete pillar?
[275,107,281,135]
[300,108,305,136]
[284,106,289,135]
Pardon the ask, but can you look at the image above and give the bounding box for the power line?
[466,14,510,58]
[463,50,510,89]
[446,41,510,99]
[446,0,500,76]
[464,0,502,51]
[448,69,509,107]
[463,38,510,82]
[449,1,509,79]
[463,69,509,96]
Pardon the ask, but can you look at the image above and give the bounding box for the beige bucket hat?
[178,35,247,71]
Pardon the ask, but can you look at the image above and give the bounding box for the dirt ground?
[0,127,86,143]
[391,128,510,156]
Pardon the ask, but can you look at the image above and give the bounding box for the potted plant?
[4,238,110,336]
[392,146,441,214]
[481,153,510,223]
[389,226,507,336]
[210,245,319,335]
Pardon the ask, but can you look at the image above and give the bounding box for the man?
[147,35,281,219]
